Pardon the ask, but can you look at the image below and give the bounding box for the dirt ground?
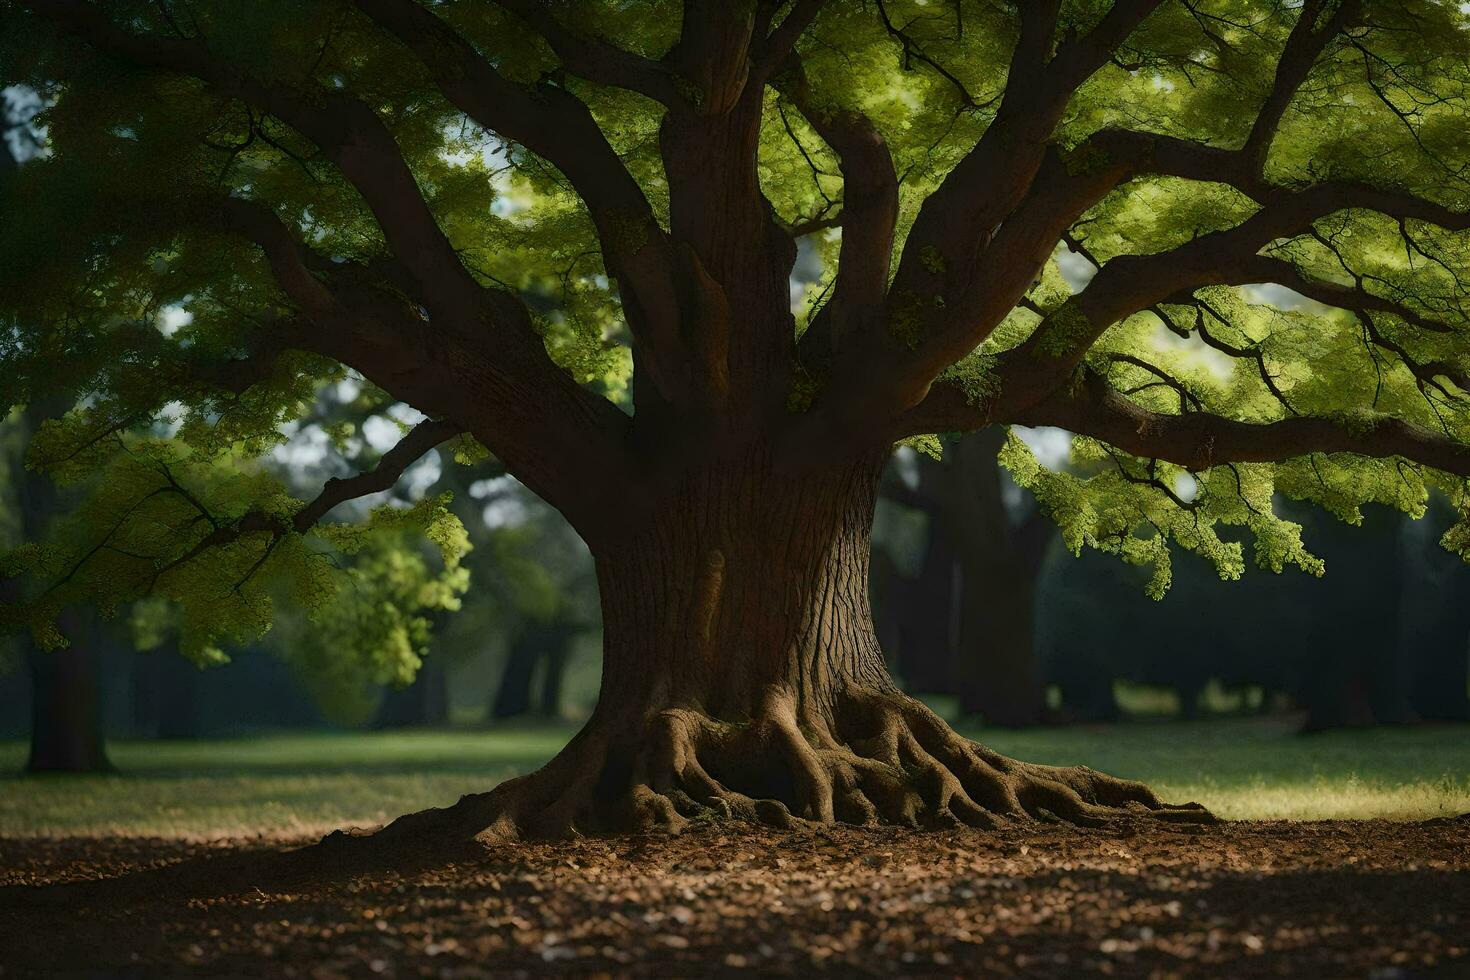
[1,817,1467,978]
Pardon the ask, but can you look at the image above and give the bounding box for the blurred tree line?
[873,432,1470,732]
[0,374,605,754]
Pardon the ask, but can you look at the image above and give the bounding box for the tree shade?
[3,0,1468,838]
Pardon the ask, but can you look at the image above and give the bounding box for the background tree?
[1,86,113,772]
[877,432,1052,726]
[5,0,1470,840]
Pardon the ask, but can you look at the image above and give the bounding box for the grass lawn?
[1,716,1466,838]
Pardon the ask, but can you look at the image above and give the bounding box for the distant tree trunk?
[537,630,573,718]
[1403,499,1470,723]
[1300,672,1378,732]
[132,647,203,739]
[894,518,959,693]
[955,558,1042,726]
[882,430,1049,725]
[1411,639,1470,722]
[26,611,112,772]
[949,431,1049,727]
[374,656,450,728]
[491,631,539,720]
[12,399,113,773]
[1297,505,1409,732]
[492,622,577,720]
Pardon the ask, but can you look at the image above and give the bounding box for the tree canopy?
[4,0,1470,657]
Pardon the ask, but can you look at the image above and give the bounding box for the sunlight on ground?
[0,718,1465,837]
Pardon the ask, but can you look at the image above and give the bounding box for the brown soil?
[1,818,1467,978]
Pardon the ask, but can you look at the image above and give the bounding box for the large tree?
[4,0,1470,840]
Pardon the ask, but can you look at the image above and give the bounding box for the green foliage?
[898,433,944,461]
[1000,429,1328,598]
[4,0,1470,626]
[269,531,469,726]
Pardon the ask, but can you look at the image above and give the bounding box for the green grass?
[1,717,1466,838]
[968,718,1470,823]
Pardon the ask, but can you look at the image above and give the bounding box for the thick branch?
[822,1,1162,420]
[1090,128,1470,230]
[899,369,1470,478]
[997,172,1470,409]
[847,1,1354,427]
[751,0,827,86]
[896,0,1164,275]
[775,54,898,365]
[20,2,642,530]
[352,0,688,400]
[1007,369,1470,477]
[203,196,636,536]
[490,0,684,106]
[23,0,483,316]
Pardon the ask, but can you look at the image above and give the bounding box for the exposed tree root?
[346,687,1213,849]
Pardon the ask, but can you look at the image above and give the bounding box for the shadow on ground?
[1,816,1467,977]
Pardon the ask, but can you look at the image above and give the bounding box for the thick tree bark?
[353,453,1209,844]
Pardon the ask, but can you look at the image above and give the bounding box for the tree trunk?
[537,628,572,719]
[132,647,203,739]
[949,431,1048,727]
[26,613,112,773]
[895,515,960,694]
[956,562,1043,726]
[1411,639,1470,722]
[375,656,449,729]
[490,630,541,720]
[12,398,112,772]
[355,453,1208,844]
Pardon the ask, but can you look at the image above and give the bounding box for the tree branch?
[774,54,898,366]
[292,418,464,530]
[750,0,827,86]
[1241,0,1361,172]
[20,3,642,531]
[22,0,482,315]
[156,418,464,577]
[490,0,686,107]
[352,0,688,400]
[823,0,1163,419]
[1004,368,1470,477]
[995,172,1470,408]
[898,367,1470,478]
[1237,254,1460,336]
